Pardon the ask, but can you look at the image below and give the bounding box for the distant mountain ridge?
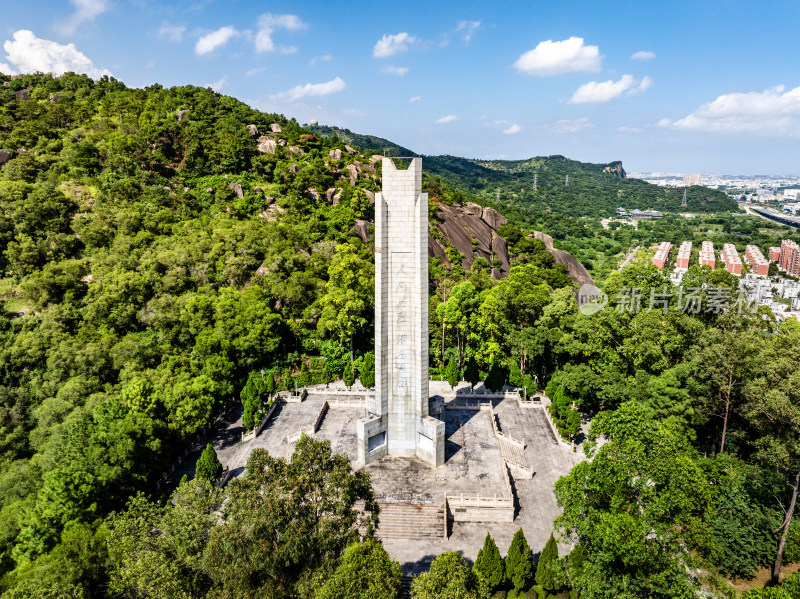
[309,125,737,218]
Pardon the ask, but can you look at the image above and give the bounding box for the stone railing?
[445,493,513,510]
[242,397,280,443]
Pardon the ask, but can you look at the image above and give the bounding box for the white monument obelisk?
[357,157,445,467]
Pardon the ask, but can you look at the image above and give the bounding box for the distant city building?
[779,239,800,276]
[769,247,782,262]
[784,189,800,201]
[652,242,672,269]
[699,241,716,270]
[744,245,770,276]
[630,209,663,220]
[683,173,700,186]
[675,241,692,270]
[720,243,742,275]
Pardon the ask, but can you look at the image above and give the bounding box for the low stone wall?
[312,401,329,433]
[446,494,514,523]
[242,397,280,443]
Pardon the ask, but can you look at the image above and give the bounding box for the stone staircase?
[399,575,413,598]
[496,435,533,477]
[374,502,446,541]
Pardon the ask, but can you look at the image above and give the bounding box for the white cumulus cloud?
[456,20,481,42]
[255,13,307,54]
[503,123,521,135]
[56,0,111,36]
[195,26,239,55]
[436,114,458,124]
[2,30,112,78]
[409,95,422,103]
[631,50,656,61]
[270,76,346,101]
[514,36,601,76]
[309,53,332,66]
[664,85,800,136]
[379,65,408,76]
[555,117,592,133]
[569,74,651,103]
[204,74,228,91]
[373,32,415,58]
[0,62,16,75]
[158,22,186,43]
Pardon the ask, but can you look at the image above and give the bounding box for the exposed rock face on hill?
[425,202,593,287]
[533,232,595,287]
[602,161,626,178]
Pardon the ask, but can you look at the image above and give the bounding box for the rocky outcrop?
[345,164,358,185]
[363,189,375,204]
[602,162,626,178]
[176,110,187,122]
[0,150,10,166]
[228,183,243,199]
[14,90,29,101]
[354,220,370,243]
[533,232,594,287]
[247,124,259,136]
[481,207,507,231]
[345,145,355,154]
[288,146,304,154]
[329,148,342,160]
[270,123,283,133]
[428,235,449,265]
[257,137,276,153]
[288,164,300,174]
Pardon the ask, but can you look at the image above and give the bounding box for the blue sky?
[2,0,799,174]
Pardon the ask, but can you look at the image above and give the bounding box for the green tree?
[105,479,219,598]
[314,539,401,599]
[473,533,504,590]
[242,396,257,430]
[343,361,356,388]
[195,444,222,484]
[554,402,709,598]
[464,356,480,390]
[203,436,378,598]
[484,361,505,393]
[505,528,535,593]
[745,320,800,585]
[317,243,373,361]
[536,534,559,593]
[411,551,490,599]
[445,356,460,389]
[359,353,376,388]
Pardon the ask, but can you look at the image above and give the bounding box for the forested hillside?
[1,73,799,599]
[0,72,577,595]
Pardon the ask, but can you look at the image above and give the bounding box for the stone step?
[400,575,413,599]
[374,503,446,540]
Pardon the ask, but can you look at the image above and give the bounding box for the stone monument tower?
[357,158,445,467]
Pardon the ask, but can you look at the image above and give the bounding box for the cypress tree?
[445,355,460,389]
[536,533,559,592]
[506,528,535,592]
[474,532,504,590]
[343,361,355,388]
[464,356,481,390]
[265,370,276,397]
[242,396,256,429]
[360,352,375,388]
[195,443,222,483]
[485,361,506,393]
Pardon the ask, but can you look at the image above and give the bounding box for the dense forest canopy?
[0,73,798,599]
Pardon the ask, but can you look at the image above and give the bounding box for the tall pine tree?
[473,532,504,590]
[536,533,559,593]
[445,355,460,389]
[506,528,535,592]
